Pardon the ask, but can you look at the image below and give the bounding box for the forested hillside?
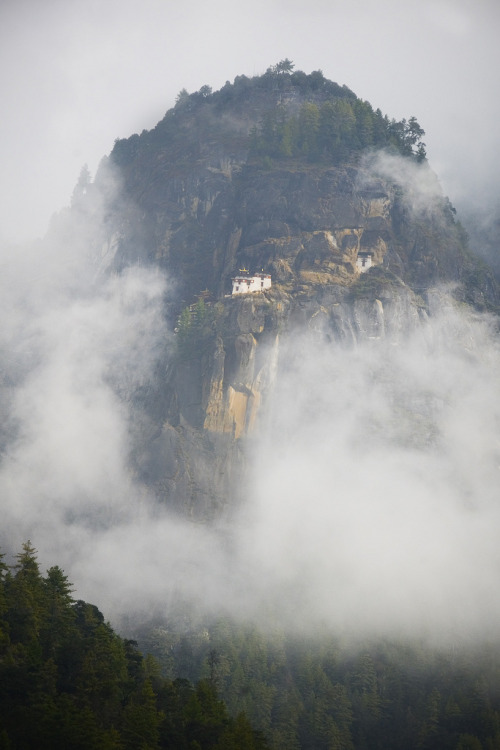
[0,544,268,749]
[2,542,500,749]
[112,61,426,176]
[136,614,500,750]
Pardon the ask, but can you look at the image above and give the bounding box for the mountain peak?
[99,66,496,314]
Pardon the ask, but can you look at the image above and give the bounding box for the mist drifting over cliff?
[0,282,498,640]
[237,303,500,641]
[0,143,498,646]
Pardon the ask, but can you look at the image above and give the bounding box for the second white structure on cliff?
[232,270,272,295]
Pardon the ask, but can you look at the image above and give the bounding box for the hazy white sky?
[1,0,499,243]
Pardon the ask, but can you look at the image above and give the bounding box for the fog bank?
[237,305,500,641]
[1,257,499,644]
[1,158,499,644]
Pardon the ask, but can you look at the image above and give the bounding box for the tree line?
[4,540,500,749]
[111,64,425,172]
[0,542,268,749]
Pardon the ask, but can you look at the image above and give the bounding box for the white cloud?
[233,304,500,640]
[360,151,445,216]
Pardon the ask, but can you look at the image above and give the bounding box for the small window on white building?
[356,253,373,273]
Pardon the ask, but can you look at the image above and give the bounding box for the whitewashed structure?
[356,252,373,273]
[232,271,272,295]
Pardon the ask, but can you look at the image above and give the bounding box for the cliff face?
[90,72,499,519]
[128,275,434,519]
[108,149,476,302]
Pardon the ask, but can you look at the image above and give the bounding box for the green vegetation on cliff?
[111,63,426,174]
[176,298,220,361]
[250,97,426,165]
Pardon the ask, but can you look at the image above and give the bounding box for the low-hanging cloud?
[0,164,171,573]
[55,298,500,645]
[360,150,446,217]
[234,304,500,641]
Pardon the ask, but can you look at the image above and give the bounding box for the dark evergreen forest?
[2,542,500,749]
[0,543,268,749]
[138,613,500,750]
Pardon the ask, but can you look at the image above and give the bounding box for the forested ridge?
[111,61,426,173]
[0,543,268,749]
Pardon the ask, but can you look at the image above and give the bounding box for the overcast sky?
[1,0,499,243]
